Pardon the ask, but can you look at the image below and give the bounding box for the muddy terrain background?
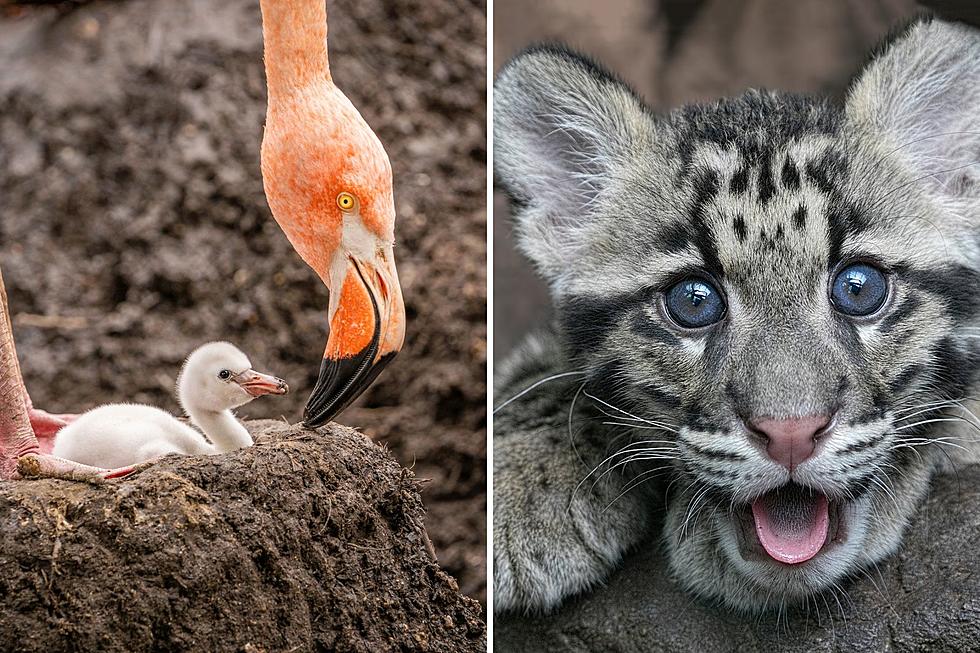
[0,0,486,603]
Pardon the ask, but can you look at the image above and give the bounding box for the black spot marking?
[836,317,865,362]
[805,150,847,196]
[887,363,924,396]
[730,166,749,196]
[849,407,884,427]
[685,414,730,434]
[898,264,980,324]
[561,293,644,357]
[630,312,681,346]
[586,360,684,422]
[641,383,683,409]
[689,170,724,274]
[870,386,889,413]
[724,380,753,422]
[701,317,733,377]
[839,431,887,455]
[587,359,634,406]
[775,223,785,240]
[757,150,776,205]
[826,204,868,265]
[781,157,801,190]
[657,222,692,254]
[848,472,877,500]
[930,336,977,399]
[691,169,720,219]
[682,438,746,462]
[792,204,807,231]
[733,214,747,242]
[675,91,841,175]
[879,294,922,334]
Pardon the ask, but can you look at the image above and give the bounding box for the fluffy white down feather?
[52,403,215,468]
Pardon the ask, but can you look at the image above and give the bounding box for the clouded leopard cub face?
[495,19,980,611]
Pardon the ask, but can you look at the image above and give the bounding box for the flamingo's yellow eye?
[337,192,357,211]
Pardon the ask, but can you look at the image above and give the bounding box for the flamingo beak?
[236,370,289,397]
[304,246,405,427]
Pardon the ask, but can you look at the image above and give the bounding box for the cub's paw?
[492,430,654,613]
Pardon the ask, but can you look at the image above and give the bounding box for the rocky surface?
[496,466,980,653]
[0,421,485,652]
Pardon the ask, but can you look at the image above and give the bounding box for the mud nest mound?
[496,466,980,652]
[0,421,485,652]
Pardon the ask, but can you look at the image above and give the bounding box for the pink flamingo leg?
[0,266,134,482]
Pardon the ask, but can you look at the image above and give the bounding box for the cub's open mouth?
[735,484,844,565]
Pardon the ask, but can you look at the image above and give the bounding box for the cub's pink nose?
[748,415,833,470]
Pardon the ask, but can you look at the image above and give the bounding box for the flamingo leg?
[0,266,134,482]
[0,289,79,453]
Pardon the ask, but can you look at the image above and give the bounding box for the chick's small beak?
[304,247,405,427]
[236,370,289,397]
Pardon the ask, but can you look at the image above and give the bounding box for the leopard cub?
[493,18,980,613]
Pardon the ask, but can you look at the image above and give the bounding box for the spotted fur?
[493,18,980,614]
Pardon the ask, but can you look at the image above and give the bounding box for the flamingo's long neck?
[184,406,253,453]
[260,0,331,100]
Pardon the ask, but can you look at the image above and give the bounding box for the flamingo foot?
[15,453,142,484]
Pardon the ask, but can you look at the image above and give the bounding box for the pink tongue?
[751,487,829,564]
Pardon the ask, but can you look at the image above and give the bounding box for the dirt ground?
[0,0,486,603]
[1,421,485,652]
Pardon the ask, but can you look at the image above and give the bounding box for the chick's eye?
[665,278,726,329]
[218,370,232,380]
[337,192,356,211]
[831,263,888,317]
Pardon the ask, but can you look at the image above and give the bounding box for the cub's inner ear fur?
[494,47,654,291]
[846,19,980,216]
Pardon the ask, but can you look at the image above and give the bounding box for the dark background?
[492,0,930,360]
[0,0,486,603]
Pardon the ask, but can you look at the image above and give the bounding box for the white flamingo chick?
[52,342,288,469]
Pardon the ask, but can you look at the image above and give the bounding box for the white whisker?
[492,370,586,414]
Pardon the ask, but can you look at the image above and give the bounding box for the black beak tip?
[302,352,398,428]
[302,400,332,429]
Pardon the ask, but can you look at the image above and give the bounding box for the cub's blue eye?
[831,263,888,316]
[665,278,726,328]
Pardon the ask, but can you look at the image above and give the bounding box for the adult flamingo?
[0,0,405,481]
[260,0,405,427]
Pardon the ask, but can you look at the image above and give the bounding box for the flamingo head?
[261,84,406,427]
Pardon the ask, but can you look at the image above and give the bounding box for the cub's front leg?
[493,353,658,614]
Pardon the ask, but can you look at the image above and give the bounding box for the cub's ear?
[494,46,652,291]
[846,19,980,213]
